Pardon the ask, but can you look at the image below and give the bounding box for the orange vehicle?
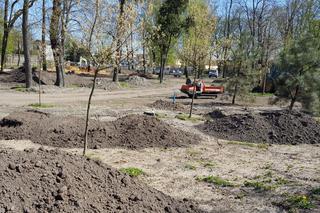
[180,80,224,98]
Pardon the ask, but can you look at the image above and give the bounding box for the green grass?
[28,103,54,108]
[184,164,197,170]
[13,85,27,92]
[175,113,204,123]
[274,177,289,185]
[311,187,320,195]
[155,113,168,119]
[197,159,216,168]
[243,180,274,191]
[197,175,234,187]
[281,195,314,211]
[120,167,145,177]
[227,141,269,150]
[119,82,130,88]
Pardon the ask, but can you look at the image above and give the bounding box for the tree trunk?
[41,0,47,72]
[17,39,21,67]
[159,52,166,84]
[262,68,267,94]
[142,44,147,74]
[112,0,125,82]
[84,67,99,155]
[289,85,299,111]
[126,42,131,70]
[22,0,32,88]
[232,83,238,105]
[184,65,188,78]
[130,26,134,70]
[0,0,9,73]
[83,0,100,156]
[189,67,198,118]
[50,0,64,87]
[1,30,9,73]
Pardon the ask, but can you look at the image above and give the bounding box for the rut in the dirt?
[0,110,199,149]
[198,110,320,145]
[0,148,203,213]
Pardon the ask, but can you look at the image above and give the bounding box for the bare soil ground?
[0,148,202,213]
[149,99,188,112]
[0,72,319,212]
[0,111,198,149]
[199,110,320,145]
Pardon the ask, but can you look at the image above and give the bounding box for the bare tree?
[112,0,126,82]
[83,0,100,155]
[41,0,47,72]
[50,0,64,87]
[22,0,32,88]
[1,0,36,73]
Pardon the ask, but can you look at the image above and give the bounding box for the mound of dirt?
[149,100,187,112]
[198,110,320,145]
[126,76,149,87]
[206,109,226,119]
[0,111,199,149]
[0,148,202,212]
[0,68,112,88]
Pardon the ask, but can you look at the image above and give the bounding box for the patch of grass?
[186,149,201,157]
[14,85,27,92]
[119,82,130,88]
[315,117,320,123]
[184,164,197,170]
[155,112,168,119]
[285,164,294,172]
[274,177,289,185]
[28,103,54,108]
[202,162,216,168]
[264,171,273,178]
[243,180,274,192]
[175,114,204,123]
[311,187,320,195]
[197,175,234,187]
[120,167,145,177]
[68,84,81,88]
[227,141,269,150]
[197,159,216,168]
[262,163,273,170]
[280,195,315,211]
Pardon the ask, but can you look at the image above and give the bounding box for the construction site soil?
[0,69,149,89]
[0,148,202,213]
[0,111,199,149]
[199,110,320,145]
[0,69,93,87]
[149,100,188,112]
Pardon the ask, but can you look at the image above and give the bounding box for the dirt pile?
[0,111,198,149]
[126,76,149,87]
[0,68,94,87]
[0,68,121,89]
[0,148,202,212]
[199,110,320,145]
[149,100,187,112]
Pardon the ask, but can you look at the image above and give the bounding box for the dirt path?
[0,86,180,107]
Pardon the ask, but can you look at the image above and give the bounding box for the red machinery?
[180,80,224,98]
